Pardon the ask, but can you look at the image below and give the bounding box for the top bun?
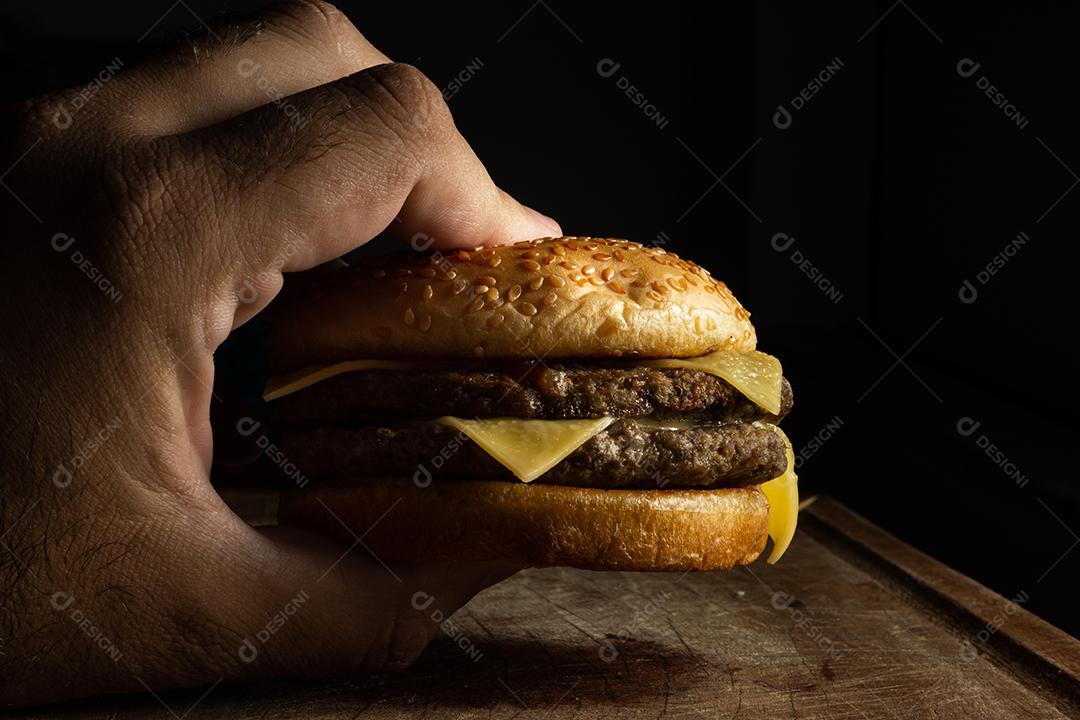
[270,237,756,370]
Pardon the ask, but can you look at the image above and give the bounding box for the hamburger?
[267,237,797,571]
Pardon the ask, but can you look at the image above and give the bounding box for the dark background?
[2,2,1077,635]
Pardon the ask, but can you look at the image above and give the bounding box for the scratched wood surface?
[26,497,1080,719]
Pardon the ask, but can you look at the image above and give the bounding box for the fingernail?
[523,204,563,237]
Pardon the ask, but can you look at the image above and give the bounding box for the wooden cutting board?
[26,496,1080,719]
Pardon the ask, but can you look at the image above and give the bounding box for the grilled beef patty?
[274,364,793,425]
[280,418,787,489]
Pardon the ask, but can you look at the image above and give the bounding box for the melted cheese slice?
[759,424,799,564]
[263,359,444,402]
[436,416,614,483]
[637,350,783,414]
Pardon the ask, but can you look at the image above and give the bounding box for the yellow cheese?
[637,350,783,414]
[759,424,799,564]
[263,359,447,402]
[435,416,614,483]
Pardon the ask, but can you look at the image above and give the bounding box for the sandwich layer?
[280,419,787,488]
[273,364,793,425]
[279,478,770,571]
[269,237,757,369]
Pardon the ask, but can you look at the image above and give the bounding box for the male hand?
[0,0,558,707]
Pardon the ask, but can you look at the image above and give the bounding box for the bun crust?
[270,237,756,370]
[278,478,769,571]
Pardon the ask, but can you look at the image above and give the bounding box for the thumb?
[222,519,520,678]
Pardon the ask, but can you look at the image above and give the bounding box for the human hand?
[0,0,557,707]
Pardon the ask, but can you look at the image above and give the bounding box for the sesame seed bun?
[278,478,769,571]
[270,237,756,370]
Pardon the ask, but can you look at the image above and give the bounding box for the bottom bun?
[278,478,769,571]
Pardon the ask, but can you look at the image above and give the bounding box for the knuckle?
[353,63,452,142]
[269,0,360,50]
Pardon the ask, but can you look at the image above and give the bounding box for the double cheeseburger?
[267,237,797,571]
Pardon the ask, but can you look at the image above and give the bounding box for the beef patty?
[281,418,787,489]
[274,364,793,425]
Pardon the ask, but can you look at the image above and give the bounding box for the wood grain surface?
[23,497,1080,719]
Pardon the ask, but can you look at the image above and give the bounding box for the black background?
[2,2,1077,635]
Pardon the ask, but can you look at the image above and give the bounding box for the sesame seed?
[487,314,505,328]
[521,250,540,259]
[620,268,636,278]
[582,265,597,276]
[456,251,471,262]
[667,277,681,292]
[418,267,436,278]
[529,277,544,291]
[422,284,434,301]
[601,267,615,282]
[488,255,502,268]
[507,285,523,302]
[522,260,541,272]
[548,275,566,288]
[485,287,499,301]
[452,279,468,295]
[631,279,649,288]
[552,244,567,256]
[466,298,485,313]
[403,308,415,326]
[543,291,558,306]
[647,290,663,302]
[474,284,490,295]
[610,280,626,294]
[589,276,604,286]
[420,314,432,332]
[519,302,538,316]
[541,256,556,265]
[479,275,497,286]
[593,253,612,261]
